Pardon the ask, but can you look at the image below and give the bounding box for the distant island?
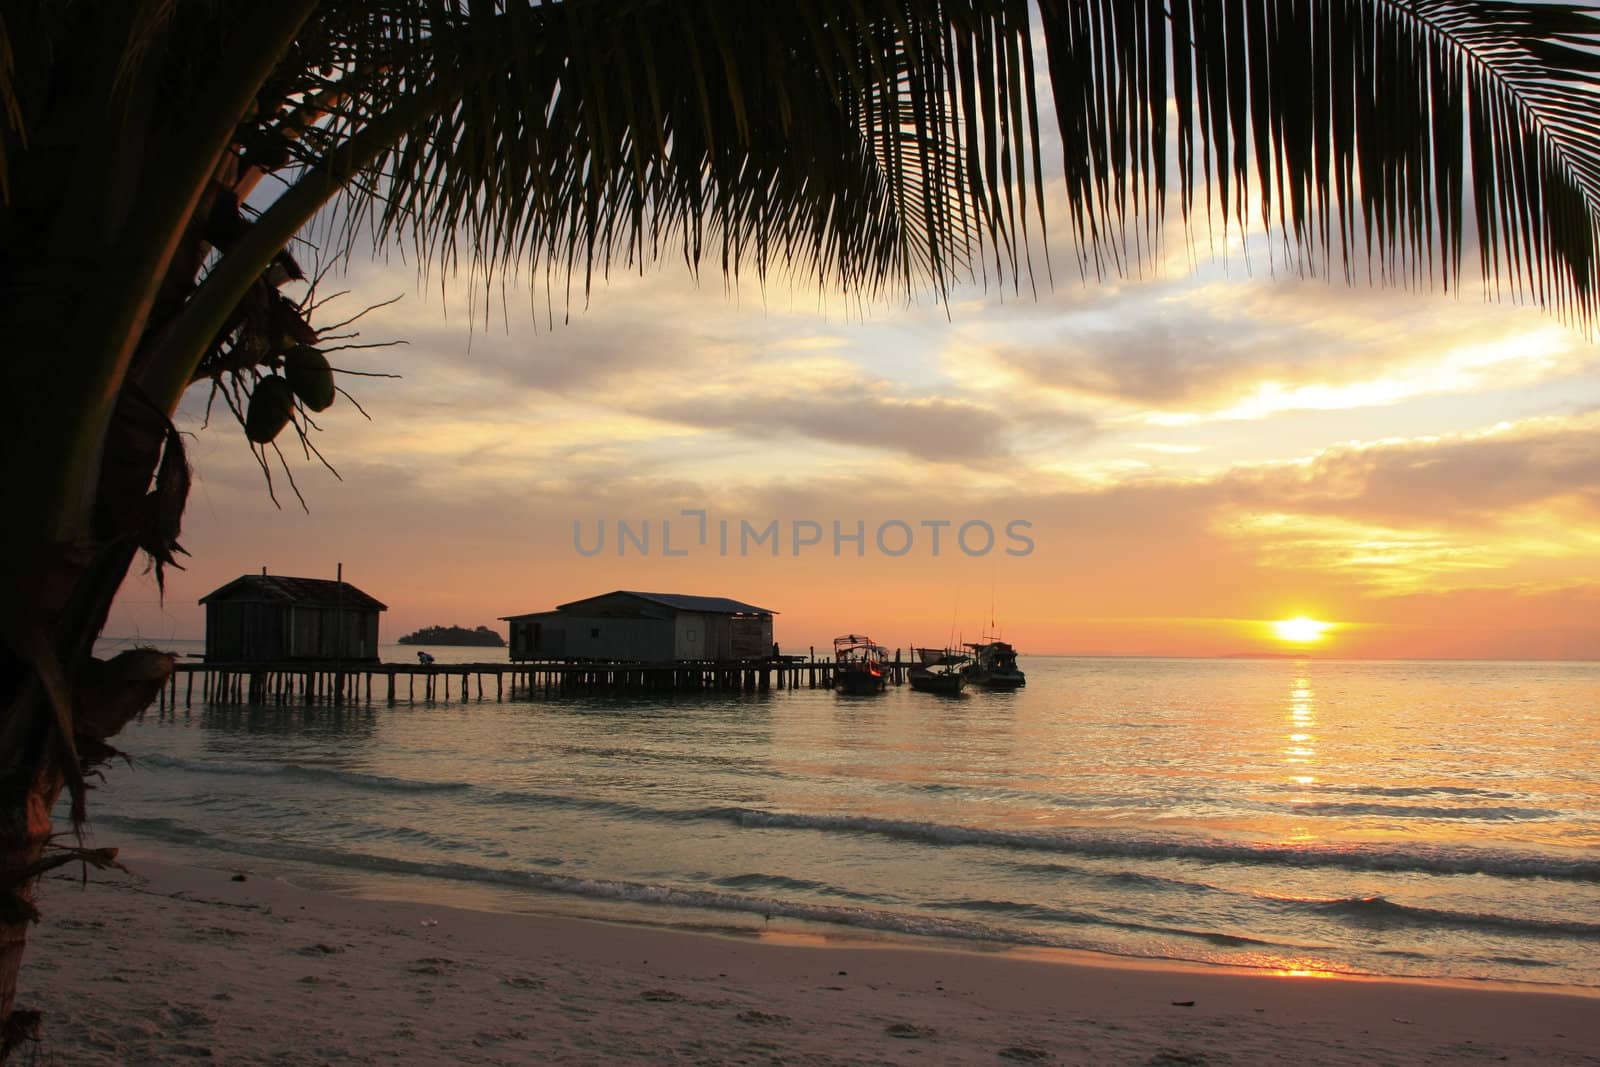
[397,625,506,647]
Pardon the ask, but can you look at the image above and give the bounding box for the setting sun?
[1273,617,1331,643]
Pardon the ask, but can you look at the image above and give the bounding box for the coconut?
[284,345,336,411]
[245,375,296,443]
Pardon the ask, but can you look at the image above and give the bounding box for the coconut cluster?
[244,346,335,444]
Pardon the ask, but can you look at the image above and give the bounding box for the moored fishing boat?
[833,634,888,694]
[963,640,1025,688]
[909,647,969,695]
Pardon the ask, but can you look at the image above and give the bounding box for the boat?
[908,647,969,695]
[962,640,1026,688]
[833,634,888,694]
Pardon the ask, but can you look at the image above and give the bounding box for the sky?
[104,102,1600,662]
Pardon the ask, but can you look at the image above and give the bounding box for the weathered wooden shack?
[200,573,386,663]
[503,590,775,662]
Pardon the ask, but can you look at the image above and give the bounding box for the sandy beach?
[11,847,1599,1065]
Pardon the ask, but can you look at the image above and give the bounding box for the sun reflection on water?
[1231,950,1346,977]
[1283,676,1319,834]
[1284,677,1317,766]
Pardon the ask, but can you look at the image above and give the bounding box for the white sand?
[15,848,1600,1065]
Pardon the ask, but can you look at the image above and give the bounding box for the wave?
[698,807,1600,883]
[127,752,1600,883]
[290,766,472,794]
[932,896,1275,947]
[102,809,492,862]
[908,781,1179,812]
[554,744,773,775]
[1288,802,1555,821]
[1289,894,1600,940]
[1310,785,1522,801]
[134,753,472,795]
[90,815,1293,956]
[89,815,1105,952]
[1005,861,1223,896]
[710,872,884,903]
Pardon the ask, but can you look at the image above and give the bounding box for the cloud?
[1224,414,1600,526]
[645,390,1031,465]
[959,277,1589,423]
[1194,414,1600,595]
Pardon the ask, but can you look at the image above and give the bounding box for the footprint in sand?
[1146,1052,1209,1066]
[409,957,455,976]
[640,989,684,1002]
[166,1006,212,1029]
[295,942,343,956]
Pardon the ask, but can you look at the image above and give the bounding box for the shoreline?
[89,832,1600,996]
[112,835,1600,1002]
[19,846,1600,1065]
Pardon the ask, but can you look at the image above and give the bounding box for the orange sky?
[105,146,1600,661]
[102,252,1600,660]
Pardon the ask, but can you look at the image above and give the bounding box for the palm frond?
[141,0,1600,400]
[1037,0,1600,328]
[302,0,1045,303]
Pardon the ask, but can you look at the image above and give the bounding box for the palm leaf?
[1037,0,1600,328]
[299,0,1045,305]
[131,0,1600,410]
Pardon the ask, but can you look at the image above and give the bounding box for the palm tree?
[1,0,1597,1052]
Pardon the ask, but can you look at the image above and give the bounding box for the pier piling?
[170,653,857,707]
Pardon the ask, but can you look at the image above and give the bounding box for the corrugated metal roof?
[199,575,387,611]
[553,590,777,616]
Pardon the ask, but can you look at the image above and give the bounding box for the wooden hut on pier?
[200,572,386,663]
[503,590,775,662]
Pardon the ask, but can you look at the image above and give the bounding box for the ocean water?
[83,641,1600,989]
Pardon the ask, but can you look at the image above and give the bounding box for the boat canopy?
[834,635,887,662]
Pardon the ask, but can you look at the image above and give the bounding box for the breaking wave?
[128,754,1600,883]
[1286,894,1600,940]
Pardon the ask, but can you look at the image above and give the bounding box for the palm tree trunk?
[0,388,181,1059]
[0,767,63,1056]
[0,639,175,1061]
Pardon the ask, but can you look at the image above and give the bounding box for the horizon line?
[94,636,1599,666]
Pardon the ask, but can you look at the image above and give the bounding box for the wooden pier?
[162,651,914,709]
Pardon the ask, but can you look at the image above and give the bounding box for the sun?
[1273,617,1330,643]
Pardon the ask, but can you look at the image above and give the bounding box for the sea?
[80,639,1600,990]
